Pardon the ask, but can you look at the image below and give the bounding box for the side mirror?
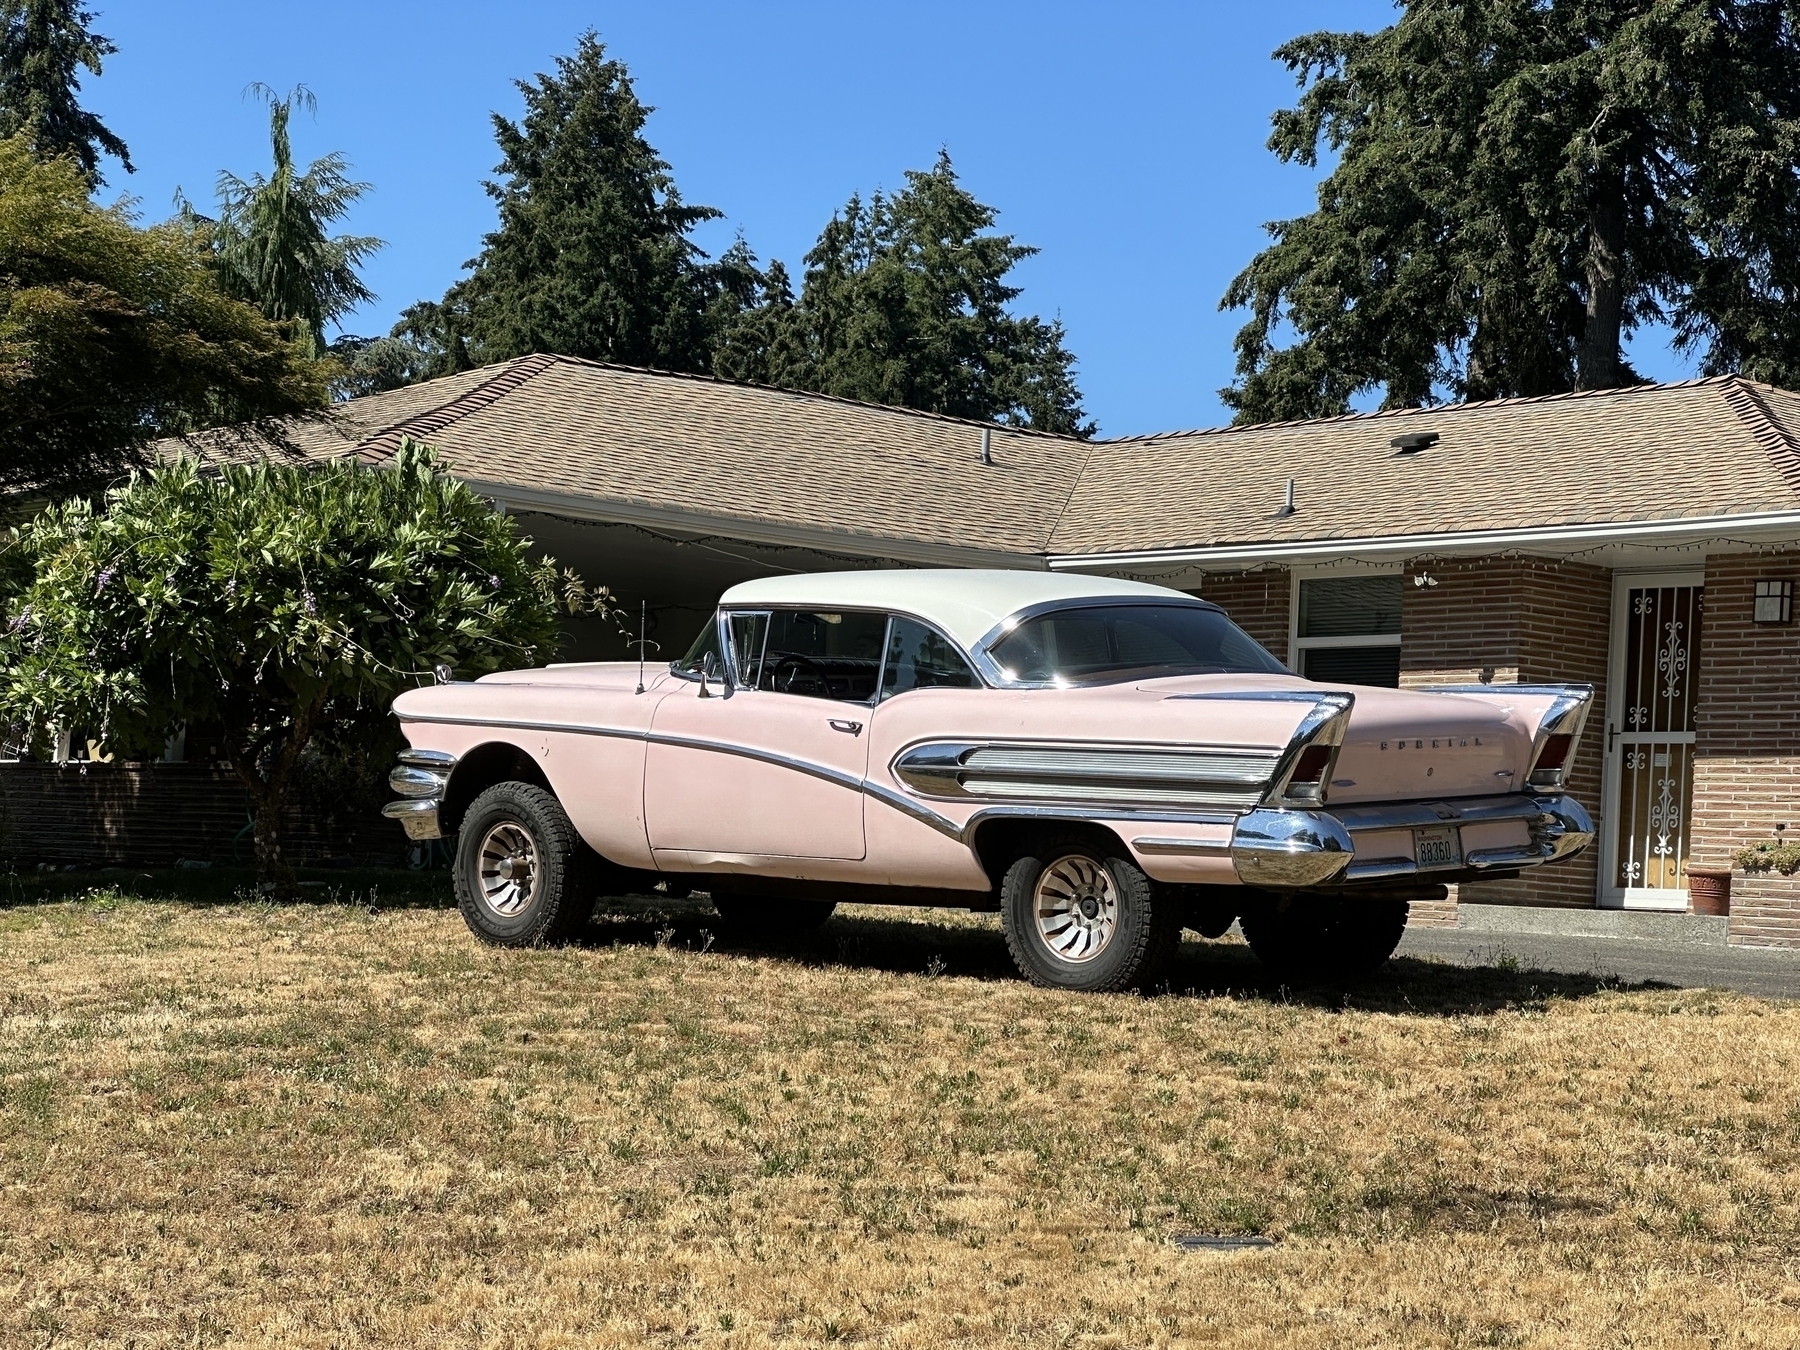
[698,650,735,698]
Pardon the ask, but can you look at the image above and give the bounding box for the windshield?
[987,603,1288,685]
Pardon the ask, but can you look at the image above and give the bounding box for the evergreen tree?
[716,153,1091,436]
[453,31,730,371]
[0,0,128,184]
[205,85,381,358]
[1223,1,1800,423]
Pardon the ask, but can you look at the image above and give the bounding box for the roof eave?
[1047,509,1800,571]
[461,479,1053,572]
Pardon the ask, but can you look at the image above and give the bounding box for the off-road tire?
[1239,897,1409,980]
[454,782,595,946]
[1000,831,1182,993]
[708,890,837,938]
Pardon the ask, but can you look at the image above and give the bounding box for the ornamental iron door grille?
[1608,583,1702,903]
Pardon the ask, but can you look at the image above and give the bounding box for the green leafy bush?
[0,438,565,888]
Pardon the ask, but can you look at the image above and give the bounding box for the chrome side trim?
[398,711,650,740]
[651,731,868,794]
[892,738,1279,808]
[1132,836,1233,856]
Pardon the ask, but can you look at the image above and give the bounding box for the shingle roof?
[1050,377,1800,557]
[163,358,1800,561]
[170,354,1094,558]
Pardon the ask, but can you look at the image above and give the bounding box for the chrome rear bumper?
[1229,793,1593,889]
[381,749,456,841]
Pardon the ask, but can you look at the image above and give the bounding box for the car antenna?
[635,600,647,694]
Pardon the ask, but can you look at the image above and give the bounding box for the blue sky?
[83,1,1694,437]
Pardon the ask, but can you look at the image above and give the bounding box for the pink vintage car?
[384,570,1593,991]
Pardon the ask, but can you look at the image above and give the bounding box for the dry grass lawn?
[3,869,1800,1348]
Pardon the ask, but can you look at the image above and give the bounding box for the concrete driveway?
[1398,926,1800,1000]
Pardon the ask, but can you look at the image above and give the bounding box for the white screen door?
[1600,573,1703,910]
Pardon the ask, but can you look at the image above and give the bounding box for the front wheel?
[1239,897,1409,980]
[454,782,595,946]
[1000,832,1182,993]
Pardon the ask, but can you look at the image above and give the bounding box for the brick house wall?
[1398,557,1612,909]
[1689,548,1800,946]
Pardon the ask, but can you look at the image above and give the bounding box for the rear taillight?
[1291,744,1334,785]
[1281,744,1336,803]
[1527,733,1574,789]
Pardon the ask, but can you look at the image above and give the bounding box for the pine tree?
[206,85,380,358]
[454,31,727,370]
[0,0,128,184]
[1223,1,1800,423]
[716,153,1091,436]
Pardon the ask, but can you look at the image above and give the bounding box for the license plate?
[1413,825,1463,870]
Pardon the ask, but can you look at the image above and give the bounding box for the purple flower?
[488,574,501,590]
[225,577,237,597]
[95,566,115,593]
[301,590,317,616]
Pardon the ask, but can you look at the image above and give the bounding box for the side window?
[881,617,979,701]
[757,609,889,701]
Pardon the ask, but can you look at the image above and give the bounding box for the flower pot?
[1685,866,1732,917]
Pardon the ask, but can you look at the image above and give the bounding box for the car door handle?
[828,719,863,737]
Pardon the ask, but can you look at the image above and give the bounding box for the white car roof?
[717,569,1207,650]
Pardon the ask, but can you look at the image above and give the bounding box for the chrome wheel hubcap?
[1033,854,1119,963]
[477,821,539,917]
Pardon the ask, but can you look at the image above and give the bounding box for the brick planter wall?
[1726,875,1800,948]
[0,763,407,870]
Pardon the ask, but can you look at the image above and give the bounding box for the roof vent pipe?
[1275,477,1296,517]
[979,426,993,466]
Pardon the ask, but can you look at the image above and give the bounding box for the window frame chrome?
[697,603,984,707]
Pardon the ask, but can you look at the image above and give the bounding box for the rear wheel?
[1239,897,1409,980]
[454,782,595,946]
[1000,831,1182,993]
[709,890,837,938]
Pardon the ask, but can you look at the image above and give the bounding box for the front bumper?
[382,749,456,841]
[1230,793,1593,889]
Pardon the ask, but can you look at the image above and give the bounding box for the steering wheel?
[771,654,830,697]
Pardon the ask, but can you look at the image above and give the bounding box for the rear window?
[988,604,1287,685]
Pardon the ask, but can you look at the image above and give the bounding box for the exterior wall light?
[1753,579,1792,625]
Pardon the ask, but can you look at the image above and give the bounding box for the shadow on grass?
[581,893,1675,1017]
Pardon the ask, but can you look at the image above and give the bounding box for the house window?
[1293,574,1402,687]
